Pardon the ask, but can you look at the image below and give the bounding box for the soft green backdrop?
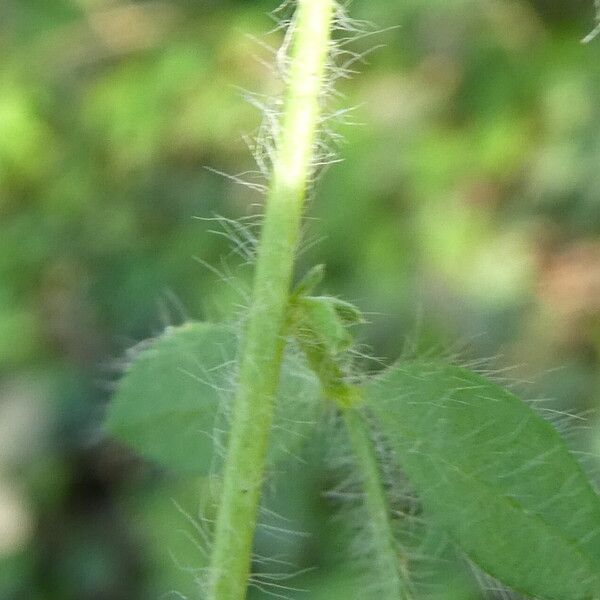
[1,0,600,598]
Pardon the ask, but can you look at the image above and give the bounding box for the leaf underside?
[108,327,600,599]
[106,322,322,474]
[365,360,600,600]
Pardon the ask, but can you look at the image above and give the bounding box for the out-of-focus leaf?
[106,322,322,474]
[365,360,600,600]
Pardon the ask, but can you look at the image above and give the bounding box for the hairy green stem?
[290,287,411,597]
[343,406,412,599]
[206,2,336,599]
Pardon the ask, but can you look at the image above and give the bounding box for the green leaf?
[106,322,322,474]
[292,264,326,297]
[365,360,600,600]
[327,297,365,327]
[294,296,354,354]
[409,524,480,600]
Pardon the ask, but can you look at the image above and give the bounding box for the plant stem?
[290,289,411,596]
[206,2,336,599]
[343,406,412,599]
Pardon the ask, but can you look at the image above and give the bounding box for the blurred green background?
[2,0,600,598]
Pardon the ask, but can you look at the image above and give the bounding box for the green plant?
[583,0,600,42]
[106,2,600,599]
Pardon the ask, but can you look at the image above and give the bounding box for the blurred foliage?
[1,0,600,598]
